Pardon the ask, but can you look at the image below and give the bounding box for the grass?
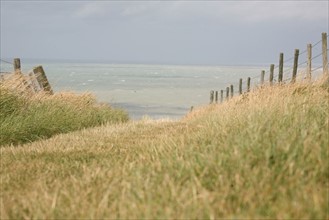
[0,75,129,145]
[0,79,328,219]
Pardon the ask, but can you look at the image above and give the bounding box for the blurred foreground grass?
[1,79,328,219]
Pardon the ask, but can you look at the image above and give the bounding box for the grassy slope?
[1,82,328,219]
[0,84,129,145]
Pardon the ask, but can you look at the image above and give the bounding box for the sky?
[1,0,328,65]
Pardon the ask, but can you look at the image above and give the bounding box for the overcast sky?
[1,0,328,65]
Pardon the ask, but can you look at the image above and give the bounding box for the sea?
[0,60,322,120]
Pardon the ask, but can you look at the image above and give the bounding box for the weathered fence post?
[210,90,214,104]
[226,87,229,100]
[261,70,265,85]
[291,49,299,83]
[33,65,53,94]
[220,90,224,103]
[239,78,242,95]
[13,58,21,74]
[322,32,328,76]
[247,77,251,92]
[307,44,312,80]
[230,85,234,98]
[29,72,41,92]
[13,58,32,91]
[270,64,274,85]
[278,53,284,83]
[215,91,218,103]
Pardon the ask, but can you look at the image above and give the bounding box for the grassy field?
[1,80,328,219]
[0,76,129,146]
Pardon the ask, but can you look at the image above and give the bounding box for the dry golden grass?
[1,77,328,219]
[0,75,129,145]
[0,72,35,96]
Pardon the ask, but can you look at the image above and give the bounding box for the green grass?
[0,85,129,145]
[1,81,328,219]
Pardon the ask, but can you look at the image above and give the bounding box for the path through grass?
[1,82,328,219]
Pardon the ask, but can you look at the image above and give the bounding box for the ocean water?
[0,60,320,119]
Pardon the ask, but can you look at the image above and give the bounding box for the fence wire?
[0,59,13,65]
[214,34,328,103]
[0,59,14,74]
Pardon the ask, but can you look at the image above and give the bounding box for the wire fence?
[0,59,13,65]
[0,59,14,74]
[210,33,329,102]
[1,33,328,107]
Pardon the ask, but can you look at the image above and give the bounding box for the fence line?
[210,32,329,104]
[1,34,328,106]
[0,59,14,75]
[0,58,53,95]
[0,59,13,65]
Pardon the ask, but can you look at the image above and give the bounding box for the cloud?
[74,2,108,18]
[228,1,328,23]
[121,4,151,17]
[72,1,328,26]
[1,1,327,64]
[167,1,328,24]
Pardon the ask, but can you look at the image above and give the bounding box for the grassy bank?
[1,81,328,218]
[0,80,129,145]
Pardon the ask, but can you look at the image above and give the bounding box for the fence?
[209,32,329,104]
[0,58,53,95]
[1,33,328,106]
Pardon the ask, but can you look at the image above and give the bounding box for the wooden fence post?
[270,64,274,85]
[261,70,265,85]
[291,49,299,83]
[322,32,328,76]
[13,58,21,74]
[215,91,218,103]
[239,78,242,95]
[220,90,224,103]
[307,44,312,80]
[278,53,284,83]
[230,85,233,98]
[12,58,33,91]
[33,65,53,94]
[247,77,251,92]
[28,72,41,92]
[210,90,214,104]
[226,87,229,101]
